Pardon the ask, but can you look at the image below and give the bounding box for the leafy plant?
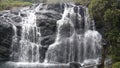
[112,62,120,68]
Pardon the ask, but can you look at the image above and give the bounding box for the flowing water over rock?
[45,4,102,64]
[11,5,42,62]
[0,3,102,68]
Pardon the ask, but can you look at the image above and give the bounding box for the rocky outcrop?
[0,17,14,61]
[36,11,61,46]
[35,3,63,62]
[0,9,22,61]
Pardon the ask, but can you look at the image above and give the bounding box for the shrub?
[112,62,120,68]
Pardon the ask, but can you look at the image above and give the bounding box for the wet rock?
[11,16,22,23]
[20,12,27,17]
[0,10,10,16]
[69,62,82,68]
[47,3,65,13]
[39,46,48,62]
[36,10,61,46]
[2,13,22,25]
[38,19,57,46]
[35,4,63,61]
[79,6,84,17]
[0,17,14,61]
[43,12,61,20]
[41,35,55,46]
[74,6,79,13]
[37,18,57,36]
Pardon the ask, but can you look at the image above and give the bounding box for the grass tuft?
[0,1,32,10]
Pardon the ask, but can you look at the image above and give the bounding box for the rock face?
[0,9,22,61]
[0,17,14,61]
[36,11,62,47]
[35,3,63,62]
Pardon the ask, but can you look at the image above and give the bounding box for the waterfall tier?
[0,3,102,68]
[45,4,102,64]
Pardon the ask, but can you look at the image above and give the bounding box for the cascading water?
[0,3,102,68]
[45,4,102,65]
[11,5,42,62]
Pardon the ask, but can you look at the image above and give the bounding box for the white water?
[45,4,102,66]
[1,3,102,68]
[11,5,42,62]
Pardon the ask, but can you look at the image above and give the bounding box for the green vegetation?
[89,0,120,65]
[0,0,32,10]
[112,62,120,68]
[74,0,91,6]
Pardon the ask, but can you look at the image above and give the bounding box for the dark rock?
[47,3,65,13]
[35,5,63,61]
[41,35,56,46]
[0,17,14,61]
[20,12,27,17]
[11,16,22,23]
[79,6,84,17]
[43,12,61,20]
[1,13,22,26]
[74,6,78,13]
[16,26,22,37]
[36,10,61,45]
[69,62,81,68]
[39,46,48,62]
[40,26,56,36]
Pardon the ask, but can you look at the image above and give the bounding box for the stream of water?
[0,3,102,68]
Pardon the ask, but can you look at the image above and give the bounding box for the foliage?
[89,0,120,63]
[0,0,32,10]
[73,0,91,6]
[112,62,120,68]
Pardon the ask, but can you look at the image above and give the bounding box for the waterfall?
[45,3,102,65]
[0,3,102,68]
[11,5,42,62]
